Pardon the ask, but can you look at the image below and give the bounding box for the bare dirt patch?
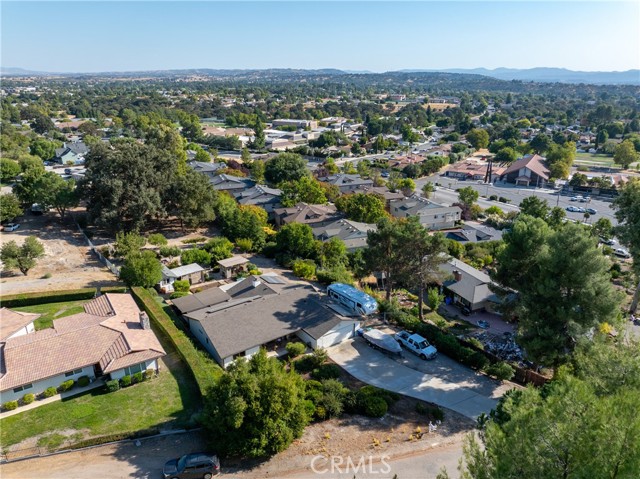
[0,213,119,295]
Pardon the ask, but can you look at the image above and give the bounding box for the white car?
[570,196,582,201]
[3,223,20,232]
[614,248,631,259]
[566,206,580,212]
[395,331,438,360]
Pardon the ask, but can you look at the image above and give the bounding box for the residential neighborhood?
[1,2,639,478]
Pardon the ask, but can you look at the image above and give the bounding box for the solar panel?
[261,275,285,284]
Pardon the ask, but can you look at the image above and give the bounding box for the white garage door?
[317,322,358,349]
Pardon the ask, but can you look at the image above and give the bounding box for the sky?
[1,1,639,73]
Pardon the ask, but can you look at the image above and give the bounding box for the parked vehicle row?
[566,206,597,214]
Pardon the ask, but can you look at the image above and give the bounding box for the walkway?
[329,338,513,419]
[0,379,105,419]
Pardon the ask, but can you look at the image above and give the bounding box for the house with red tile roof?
[0,294,165,403]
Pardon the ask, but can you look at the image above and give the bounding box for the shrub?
[236,238,253,252]
[58,380,75,392]
[3,400,18,411]
[159,246,181,258]
[181,237,207,244]
[173,279,190,292]
[467,352,490,371]
[180,248,212,266]
[315,266,354,285]
[485,362,515,381]
[312,348,328,367]
[489,194,498,201]
[498,197,510,203]
[361,395,388,418]
[106,380,120,392]
[22,393,35,405]
[132,372,144,384]
[120,375,132,387]
[77,376,90,388]
[286,342,306,358]
[170,291,189,299]
[144,369,155,381]
[43,387,57,398]
[42,272,52,279]
[148,233,168,246]
[293,356,316,374]
[311,364,341,381]
[292,259,316,279]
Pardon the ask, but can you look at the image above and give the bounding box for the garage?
[300,319,360,349]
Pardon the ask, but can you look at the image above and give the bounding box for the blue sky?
[2,1,638,73]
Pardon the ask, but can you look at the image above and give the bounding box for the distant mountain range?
[2,66,638,85]
[398,67,640,85]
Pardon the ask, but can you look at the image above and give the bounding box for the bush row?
[0,287,127,308]
[1,376,96,411]
[304,381,398,421]
[131,287,222,396]
[106,370,154,392]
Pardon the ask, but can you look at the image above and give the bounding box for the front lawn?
[0,357,201,451]
[14,300,90,330]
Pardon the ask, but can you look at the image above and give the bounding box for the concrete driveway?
[329,338,514,419]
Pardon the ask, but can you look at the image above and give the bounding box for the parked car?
[3,223,20,232]
[163,453,220,479]
[600,237,615,245]
[614,248,631,259]
[586,208,597,215]
[477,320,490,329]
[395,331,437,360]
[566,206,580,212]
[579,196,590,203]
[570,196,582,201]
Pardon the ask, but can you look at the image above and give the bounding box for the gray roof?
[169,263,205,277]
[390,195,462,217]
[440,259,493,305]
[55,141,88,158]
[186,285,349,359]
[210,174,255,191]
[319,174,373,189]
[235,185,282,206]
[188,160,225,174]
[217,256,249,268]
[445,223,503,243]
[171,288,231,314]
[224,276,280,298]
[312,219,377,250]
[273,203,340,225]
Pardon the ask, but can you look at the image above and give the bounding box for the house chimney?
[139,311,150,330]
[252,278,261,288]
[453,270,462,282]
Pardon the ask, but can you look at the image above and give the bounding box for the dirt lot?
[0,213,119,295]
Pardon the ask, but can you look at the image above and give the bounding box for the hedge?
[0,286,128,308]
[131,287,222,396]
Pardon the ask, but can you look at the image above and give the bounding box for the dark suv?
[163,453,220,479]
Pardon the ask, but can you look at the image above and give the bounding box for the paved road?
[328,338,512,420]
[0,430,465,479]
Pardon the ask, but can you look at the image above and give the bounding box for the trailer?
[327,283,378,316]
[362,329,402,356]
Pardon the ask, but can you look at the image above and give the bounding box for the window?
[65,368,83,377]
[123,362,146,376]
[13,383,33,393]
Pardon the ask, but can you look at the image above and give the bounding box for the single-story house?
[188,160,226,180]
[0,294,166,403]
[439,259,499,312]
[317,174,374,194]
[54,141,89,165]
[217,255,250,279]
[158,263,206,293]
[273,202,341,228]
[210,174,255,194]
[312,218,377,252]
[444,223,503,244]
[181,276,360,368]
[389,196,461,230]
[500,154,550,187]
[352,186,405,209]
[234,185,282,214]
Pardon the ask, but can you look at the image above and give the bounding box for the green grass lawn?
[574,152,616,165]
[14,300,90,330]
[0,356,201,451]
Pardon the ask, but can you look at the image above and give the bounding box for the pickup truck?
[395,331,437,360]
